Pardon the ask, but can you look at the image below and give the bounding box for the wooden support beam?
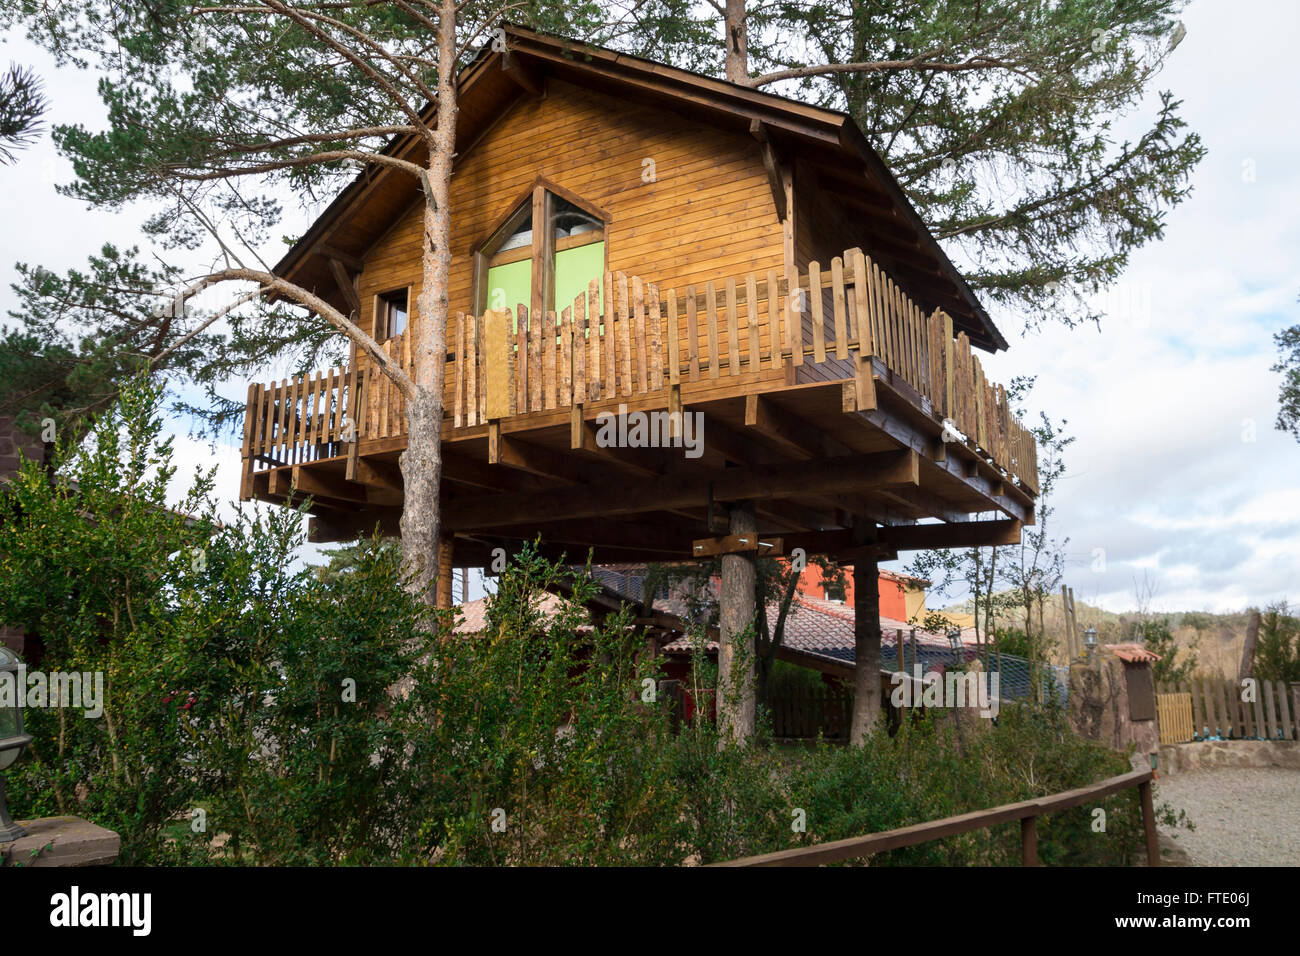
[501,50,545,96]
[444,450,918,532]
[308,508,403,543]
[570,411,675,476]
[695,413,776,467]
[489,432,631,487]
[292,464,401,506]
[749,119,787,220]
[692,533,784,558]
[349,456,403,495]
[785,519,1022,556]
[316,244,364,272]
[442,449,545,494]
[327,257,361,313]
[490,515,704,556]
[744,394,845,458]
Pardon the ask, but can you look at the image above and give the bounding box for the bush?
[0,378,1152,866]
[1256,602,1300,683]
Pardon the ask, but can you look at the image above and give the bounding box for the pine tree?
[6,2,603,604]
[603,0,1205,331]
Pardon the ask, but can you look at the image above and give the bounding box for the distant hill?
[936,591,1249,678]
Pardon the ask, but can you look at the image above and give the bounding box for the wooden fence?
[239,366,353,491]
[769,687,852,741]
[1157,678,1298,742]
[712,769,1159,867]
[1156,692,1194,746]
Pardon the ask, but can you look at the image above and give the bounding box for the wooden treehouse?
[238,26,1039,602]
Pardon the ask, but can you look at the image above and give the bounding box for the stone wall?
[1068,652,1159,756]
[1158,739,1300,775]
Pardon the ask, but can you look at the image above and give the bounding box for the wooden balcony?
[240,246,1038,559]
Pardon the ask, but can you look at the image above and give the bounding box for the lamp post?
[0,646,31,842]
[1084,626,1098,660]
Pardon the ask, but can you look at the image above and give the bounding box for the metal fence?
[980,652,1069,704]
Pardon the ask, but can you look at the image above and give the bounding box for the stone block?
[1,816,121,867]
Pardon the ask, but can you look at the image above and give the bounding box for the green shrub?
[1256,602,1300,683]
[0,378,1153,866]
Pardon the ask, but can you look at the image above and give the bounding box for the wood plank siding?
[358,79,785,350]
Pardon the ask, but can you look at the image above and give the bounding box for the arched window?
[474,179,607,321]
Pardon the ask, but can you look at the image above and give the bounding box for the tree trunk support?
[850,523,881,744]
[436,534,455,609]
[718,500,757,743]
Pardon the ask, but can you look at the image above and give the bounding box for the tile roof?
[452,571,980,675]
[452,592,574,635]
[661,594,979,672]
[1104,643,1161,664]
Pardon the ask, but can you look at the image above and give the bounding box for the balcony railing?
[241,246,1039,497]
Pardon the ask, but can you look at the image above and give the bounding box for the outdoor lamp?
[947,627,963,651]
[1083,627,1098,656]
[0,646,31,842]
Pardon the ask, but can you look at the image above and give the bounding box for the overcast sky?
[2,2,1297,614]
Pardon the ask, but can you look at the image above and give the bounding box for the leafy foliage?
[1136,616,1197,684]
[1272,314,1300,442]
[1255,602,1300,684]
[0,61,46,164]
[1,380,1154,866]
[607,0,1205,332]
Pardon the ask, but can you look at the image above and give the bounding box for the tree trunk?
[1239,609,1262,681]
[718,501,756,743]
[400,0,457,607]
[435,534,454,608]
[850,553,882,743]
[724,0,748,83]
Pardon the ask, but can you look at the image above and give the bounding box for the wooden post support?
[853,352,876,411]
[570,402,585,449]
[1020,816,1039,866]
[691,534,783,558]
[718,501,757,743]
[850,530,882,744]
[436,535,455,609]
[1139,779,1160,866]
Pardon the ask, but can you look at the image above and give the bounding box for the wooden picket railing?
[1158,678,1298,742]
[240,366,354,491]
[447,247,1037,491]
[711,769,1160,867]
[242,246,1039,495]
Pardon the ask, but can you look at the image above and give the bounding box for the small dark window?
[377,288,409,340]
[824,581,846,603]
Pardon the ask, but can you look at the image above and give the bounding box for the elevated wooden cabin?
[239,25,1038,582]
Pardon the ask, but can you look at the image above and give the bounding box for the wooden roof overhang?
[272,24,1006,352]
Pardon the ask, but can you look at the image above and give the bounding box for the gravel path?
[1155,768,1300,866]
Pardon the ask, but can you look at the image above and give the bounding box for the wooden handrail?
[709,768,1158,867]
[241,247,1041,498]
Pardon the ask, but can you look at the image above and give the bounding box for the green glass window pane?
[554,241,605,319]
[486,259,532,327]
